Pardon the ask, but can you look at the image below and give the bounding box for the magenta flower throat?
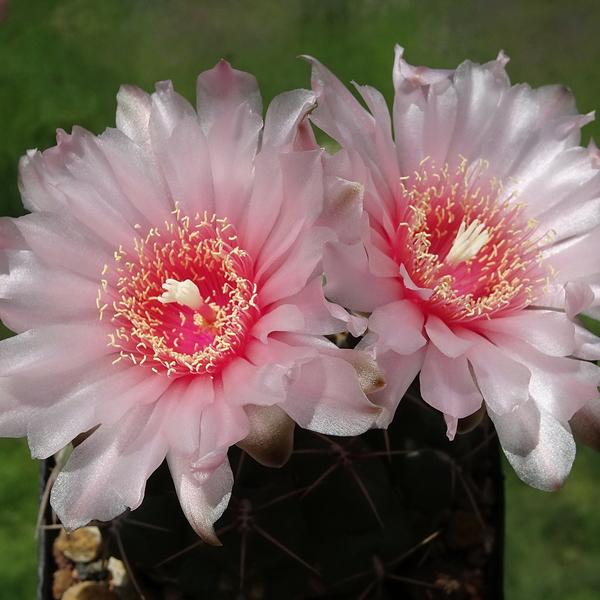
[103,213,260,377]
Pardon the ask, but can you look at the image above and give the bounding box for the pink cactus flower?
[307,47,600,491]
[0,61,381,543]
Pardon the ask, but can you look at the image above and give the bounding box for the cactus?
[41,380,504,600]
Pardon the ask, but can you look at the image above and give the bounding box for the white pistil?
[158,278,217,322]
[445,219,490,267]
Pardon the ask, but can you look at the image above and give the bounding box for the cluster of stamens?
[390,157,553,322]
[98,211,260,377]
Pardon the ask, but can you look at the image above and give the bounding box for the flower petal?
[488,401,575,491]
[420,343,482,420]
[367,300,427,356]
[168,451,233,546]
[279,353,380,436]
[323,241,402,312]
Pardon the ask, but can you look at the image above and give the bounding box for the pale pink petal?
[355,83,401,195]
[578,272,600,318]
[96,128,174,224]
[50,406,155,530]
[534,82,578,123]
[196,60,262,134]
[317,171,364,246]
[392,45,454,88]
[0,323,113,378]
[208,102,262,223]
[0,251,99,331]
[307,55,382,173]
[258,225,334,305]
[220,355,286,408]
[319,147,391,232]
[564,280,596,319]
[168,451,233,545]
[420,343,482,420]
[323,241,402,311]
[12,212,111,278]
[116,82,214,222]
[424,315,475,358]
[573,323,600,360]
[147,80,197,139]
[252,304,305,343]
[115,84,153,143]
[108,399,175,509]
[262,89,316,149]
[364,347,426,428]
[476,310,576,357]
[196,63,263,224]
[160,376,214,456]
[197,393,250,461]
[24,128,153,247]
[26,359,154,459]
[279,353,380,436]
[363,218,403,279]
[465,337,531,415]
[230,147,278,254]
[268,275,366,337]
[94,371,173,425]
[487,401,575,491]
[253,150,326,281]
[542,223,600,284]
[367,300,427,356]
[0,358,128,440]
[324,302,368,338]
[222,337,318,408]
[18,145,71,213]
[482,331,600,421]
[514,149,600,240]
[142,113,216,219]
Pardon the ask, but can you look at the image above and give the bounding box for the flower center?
[99,212,260,377]
[391,157,552,322]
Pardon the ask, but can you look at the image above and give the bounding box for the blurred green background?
[2,0,600,598]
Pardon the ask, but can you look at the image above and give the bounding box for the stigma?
[445,219,490,267]
[158,278,217,323]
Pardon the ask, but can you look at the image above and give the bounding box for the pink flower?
[0,61,381,543]
[307,47,600,491]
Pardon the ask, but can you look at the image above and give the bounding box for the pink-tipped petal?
[280,354,380,436]
[365,347,426,428]
[368,300,427,356]
[50,409,153,530]
[262,89,317,149]
[168,451,233,546]
[420,344,482,420]
[196,60,261,134]
[323,241,402,312]
[488,401,575,491]
[465,338,531,415]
